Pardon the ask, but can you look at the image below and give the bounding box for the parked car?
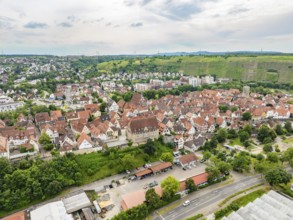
[183,200,190,207]
[128,175,136,181]
[125,170,130,174]
[149,180,158,188]
[291,184,293,191]
[173,151,180,158]
[143,163,152,168]
[200,159,206,163]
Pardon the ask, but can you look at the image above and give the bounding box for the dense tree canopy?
[284,121,293,134]
[145,188,161,210]
[232,152,251,172]
[216,128,228,143]
[0,156,80,212]
[161,176,180,201]
[257,125,277,144]
[242,112,252,121]
[265,167,292,186]
[143,139,157,156]
[185,178,197,193]
[206,166,221,183]
[160,152,174,163]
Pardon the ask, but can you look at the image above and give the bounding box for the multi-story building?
[127,116,159,144]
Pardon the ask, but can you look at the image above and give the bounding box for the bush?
[243,140,250,147]
[215,204,239,219]
[44,143,54,151]
[256,154,264,161]
[263,144,273,153]
[185,213,204,220]
[19,146,28,153]
[87,168,95,176]
[215,189,266,219]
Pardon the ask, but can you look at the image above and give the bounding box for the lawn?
[282,137,293,144]
[229,138,242,146]
[75,141,173,184]
[218,183,264,207]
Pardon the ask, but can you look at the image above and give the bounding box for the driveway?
[105,162,207,219]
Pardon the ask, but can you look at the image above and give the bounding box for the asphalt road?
[155,175,265,220]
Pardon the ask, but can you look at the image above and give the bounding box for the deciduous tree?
[160,152,174,163]
[185,178,197,193]
[265,167,292,186]
[145,188,161,209]
[161,176,180,201]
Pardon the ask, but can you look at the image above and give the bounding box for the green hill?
[97,55,293,83]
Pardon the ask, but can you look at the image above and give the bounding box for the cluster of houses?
[0,95,24,112]
[0,85,293,160]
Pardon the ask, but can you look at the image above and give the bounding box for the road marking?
[163,179,264,220]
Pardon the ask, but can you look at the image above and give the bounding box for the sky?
[0,0,293,55]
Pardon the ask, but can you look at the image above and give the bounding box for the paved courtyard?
[104,162,207,219]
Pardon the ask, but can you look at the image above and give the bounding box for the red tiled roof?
[50,110,62,121]
[77,132,92,146]
[128,116,158,133]
[179,172,208,191]
[121,190,145,210]
[135,169,153,177]
[84,104,99,113]
[150,162,172,173]
[2,211,26,220]
[78,110,91,120]
[193,117,205,126]
[35,112,50,123]
[178,153,198,166]
[192,172,208,185]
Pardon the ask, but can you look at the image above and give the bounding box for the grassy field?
[97,55,293,83]
[283,137,293,144]
[75,141,172,184]
[229,138,242,146]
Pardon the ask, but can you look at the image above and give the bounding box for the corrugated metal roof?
[62,192,92,214]
[30,201,74,220]
[223,191,293,220]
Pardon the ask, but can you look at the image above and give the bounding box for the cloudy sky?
[1,0,293,55]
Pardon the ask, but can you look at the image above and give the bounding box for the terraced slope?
[97,56,293,83]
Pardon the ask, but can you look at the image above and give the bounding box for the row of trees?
[203,122,291,153]
[254,147,293,185]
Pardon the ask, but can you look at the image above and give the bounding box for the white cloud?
[0,0,293,54]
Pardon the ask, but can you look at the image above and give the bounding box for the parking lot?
[105,162,207,219]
